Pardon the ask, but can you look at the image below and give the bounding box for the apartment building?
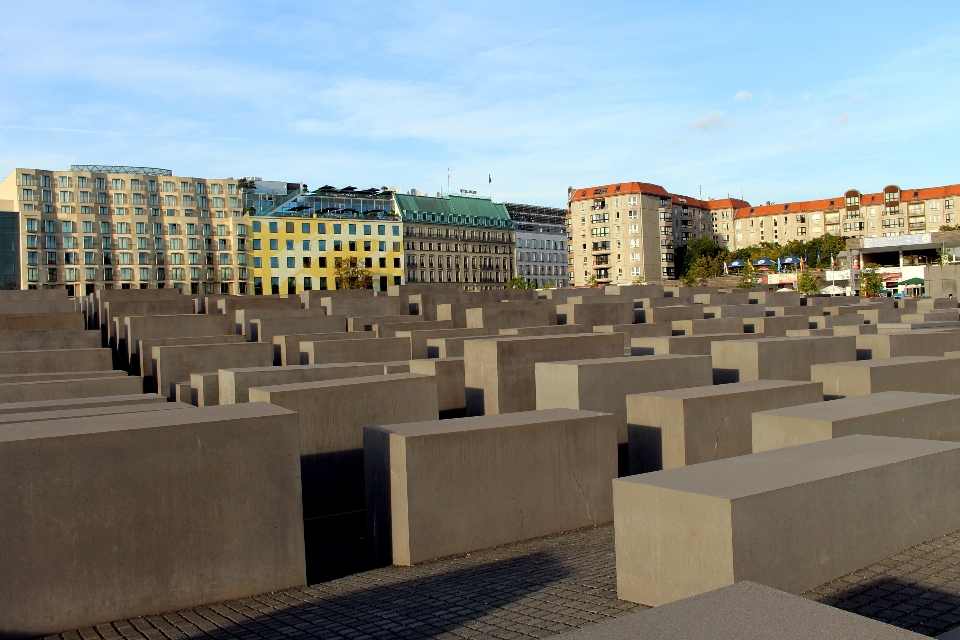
[504,202,567,288]
[396,193,515,289]
[247,185,403,294]
[567,182,746,285]
[0,166,249,295]
[731,185,960,250]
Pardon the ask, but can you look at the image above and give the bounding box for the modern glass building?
[504,202,567,288]
[0,209,20,290]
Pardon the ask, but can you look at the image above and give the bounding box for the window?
[908,203,924,214]
[285,240,294,250]
[628,224,639,234]
[334,240,342,251]
[269,239,278,250]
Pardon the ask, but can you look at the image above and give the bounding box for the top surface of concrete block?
[754,390,955,423]
[634,378,822,400]
[620,434,960,500]
[371,407,609,438]
[553,581,923,640]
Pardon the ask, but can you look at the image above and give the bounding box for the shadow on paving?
[172,550,575,640]
[809,575,960,637]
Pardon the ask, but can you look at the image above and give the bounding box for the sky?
[1,1,959,208]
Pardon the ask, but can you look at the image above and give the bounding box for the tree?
[334,257,372,289]
[859,267,885,297]
[678,236,723,276]
[689,254,725,280]
[736,264,759,289]
[680,271,700,287]
[542,281,555,290]
[505,276,534,290]
[630,275,646,286]
[797,270,822,295]
[585,273,600,288]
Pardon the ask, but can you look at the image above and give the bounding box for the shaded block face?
[466,305,557,330]
[856,331,960,359]
[190,372,219,406]
[464,334,624,416]
[154,342,274,400]
[0,313,85,332]
[373,320,452,338]
[535,355,713,445]
[811,356,960,397]
[670,317,742,336]
[632,332,756,356]
[0,393,167,415]
[248,374,439,519]
[752,391,960,452]
[742,315,809,336]
[302,336,412,364]
[249,315,346,342]
[638,306,704,324]
[553,581,925,640]
[395,328,491,360]
[0,404,306,638]
[219,363,384,404]
[711,335,857,383]
[271,331,372,366]
[0,330,101,353]
[125,314,235,367]
[408,358,466,414]
[0,375,144,404]
[0,348,111,375]
[556,302,631,327]
[614,435,960,606]
[365,409,617,566]
[702,304,766,319]
[626,380,824,473]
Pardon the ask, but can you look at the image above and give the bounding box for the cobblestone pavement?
[46,524,960,640]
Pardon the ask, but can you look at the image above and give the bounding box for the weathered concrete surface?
[0,403,306,638]
[613,435,960,606]
[500,325,588,336]
[216,295,300,317]
[347,315,424,332]
[138,335,246,387]
[752,391,960,452]
[626,380,824,473]
[219,362,384,404]
[632,332,758,356]
[408,358,466,415]
[174,382,192,404]
[321,296,405,318]
[556,302,631,328]
[425,335,489,359]
[554,581,924,640]
[750,290,801,306]
[438,301,553,328]
[365,409,617,565]
[785,328,834,337]
[856,330,960,359]
[154,342,274,400]
[301,336,412,364]
[125,314,234,370]
[189,372,219,406]
[535,355,713,446]
[604,284,665,298]
[248,374,439,519]
[0,370,127,385]
[236,307,328,338]
[808,314,864,329]
[465,334,623,416]
[0,393,167,415]
[467,305,558,330]
[637,306,704,324]
[0,348,112,375]
[271,331,372,366]
[711,335,857,383]
[0,376,144,404]
[301,289,374,310]
[0,402,191,427]
[395,327,492,360]
[670,317,743,336]
[811,356,960,397]
[105,299,195,346]
[0,299,76,315]
[702,305,766,319]
[0,330,100,352]
[249,315,346,343]
[741,315,810,336]
[833,323,879,336]
[593,323,672,349]
[0,313,84,332]
[373,319,452,338]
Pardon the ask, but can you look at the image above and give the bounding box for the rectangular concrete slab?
[637,305,704,324]
[154,341,274,400]
[0,393,167,415]
[632,332,758,356]
[0,330,101,352]
[0,370,126,385]
[752,391,960,452]
[552,581,924,640]
[395,327,492,360]
[627,380,824,473]
[271,331,372,366]
[0,348,112,374]
[365,408,617,566]
[248,373,439,519]
[741,315,809,336]
[465,334,624,416]
[250,315,346,342]
[613,435,960,606]
[219,362,384,404]
[137,335,246,382]
[0,375,144,404]
[189,372,219,406]
[856,330,960,359]
[712,335,857,383]
[467,304,558,330]
[0,403,305,638]
[408,358,466,415]
[301,336,412,364]
[0,313,84,332]
[0,402,192,427]
[670,317,743,336]
[812,356,960,397]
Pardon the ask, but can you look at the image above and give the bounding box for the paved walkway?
[47,524,960,640]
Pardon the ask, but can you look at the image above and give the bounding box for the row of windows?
[406,269,509,284]
[28,251,240,266]
[517,252,562,263]
[251,239,399,253]
[251,220,400,236]
[20,174,238,194]
[23,204,239,218]
[254,256,401,270]
[26,219,242,236]
[28,266,242,282]
[405,226,513,243]
[29,190,242,208]
[405,255,509,269]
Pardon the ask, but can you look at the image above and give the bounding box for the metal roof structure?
[69,165,173,176]
[394,194,514,229]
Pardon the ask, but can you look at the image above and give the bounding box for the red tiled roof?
[569,182,670,201]
[901,184,960,201]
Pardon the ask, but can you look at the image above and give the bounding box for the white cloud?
[692,111,728,131]
[734,90,752,102]
[837,112,851,124]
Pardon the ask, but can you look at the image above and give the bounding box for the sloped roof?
[569,182,671,201]
[394,193,512,226]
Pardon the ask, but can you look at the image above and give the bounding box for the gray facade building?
[504,202,567,288]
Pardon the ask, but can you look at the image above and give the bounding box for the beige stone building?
[0,166,250,295]
[567,182,746,285]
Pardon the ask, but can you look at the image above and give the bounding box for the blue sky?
[1,1,959,208]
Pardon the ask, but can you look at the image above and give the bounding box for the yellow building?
[250,210,403,294]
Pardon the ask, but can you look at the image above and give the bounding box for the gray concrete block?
[137,335,246,386]
[638,305,704,324]
[809,313,864,329]
[217,295,300,316]
[249,315,346,342]
[0,393,166,415]
[553,581,924,640]
[219,362,384,404]
[236,307,329,338]
[301,336,412,364]
[0,376,144,404]
[500,325,587,336]
[322,296,404,318]
[535,355,713,446]
[425,336,488,358]
[749,290,801,306]
[785,328,834,336]
[812,356,960,398]
[593,323,672,349]
[670,317,743,336]
[189,372,219,406]
[613,435,960,605]
[632,332,758,356]
[0,403,305,637]
[467,304,558,329]
[604,284,664,298]
[125,314,235,370]
[557,302,631,327]
[856,330,960,359]
[0,300,76,315]
[753,391,960,452]
[0,330,101,352]
[833,323,878,336]
[711,335,857,383]
[395,327,492,359]
[465,334,624,416]
[175,381,191,404]
[0,313,85,332]
[365,409,617,566]
[373,319,452,338]
[0,348,112,375]
[877,321,960,333]
[627,380,824,473]
[741,315,809,336]
[382,361,411,374]
[0,402,191,427]
[248,373,439,518]
[408,358,466,415]
[438,301,554,328]
[347,314,424,332]
[702,304,766,319]
[154,342,274,400]
[0,370,126,385]
[271,331,371,366]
